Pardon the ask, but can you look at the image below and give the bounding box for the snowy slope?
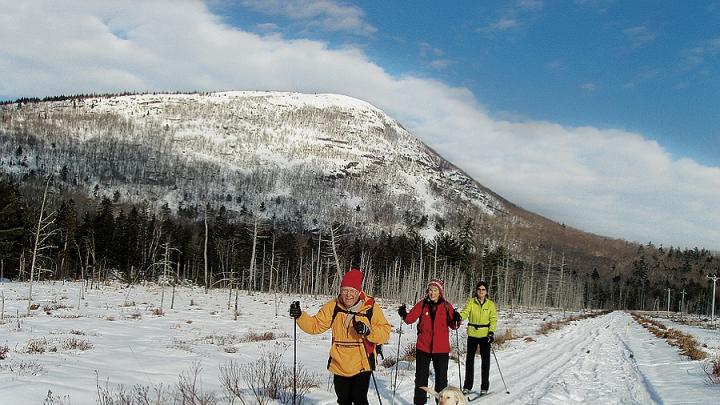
[0,282,717,404]
[0,92,506,235]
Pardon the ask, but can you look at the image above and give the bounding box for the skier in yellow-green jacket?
[458,280,497,396]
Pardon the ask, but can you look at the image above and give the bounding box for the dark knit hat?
[340,268,363,291]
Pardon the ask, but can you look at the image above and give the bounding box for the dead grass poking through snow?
[710,355,720,384]
[0,360,45,375]
[62,337,93,351]
[241,331,284,342]
[631,313,708,361]
[537,310,612,335]
[220,345,319,405]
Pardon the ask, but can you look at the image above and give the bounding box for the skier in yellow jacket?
[290,268,391,405]
[458,280,497,396]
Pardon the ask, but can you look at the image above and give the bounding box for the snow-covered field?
[0,282,717,404]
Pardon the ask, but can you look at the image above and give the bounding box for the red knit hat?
[340,268,363,291]
[427,278,444,296]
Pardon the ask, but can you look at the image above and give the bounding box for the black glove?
[453,310,462,323]
[398,304,407,320]
[487,332,494,344]
[354,320,371,336]
[289,301,301,319]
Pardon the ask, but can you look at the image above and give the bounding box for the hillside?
[0,92,716,312]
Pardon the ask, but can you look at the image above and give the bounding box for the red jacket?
[403,297,460,354]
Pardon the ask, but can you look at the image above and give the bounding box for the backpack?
[329,298,383,370]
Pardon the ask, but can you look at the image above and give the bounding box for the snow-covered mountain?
[0,91,509,235]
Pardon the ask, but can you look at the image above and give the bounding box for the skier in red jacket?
[398,278,462,405]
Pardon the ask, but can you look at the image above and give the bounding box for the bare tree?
[27,175,56,315]
[203,204,209,293]
[543,248,553,307]
[328,223,346,283]
[555,251,565,308]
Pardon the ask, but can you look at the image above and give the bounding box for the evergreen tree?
[0,176,28,278]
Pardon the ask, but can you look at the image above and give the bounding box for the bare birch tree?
[27,175,55,315]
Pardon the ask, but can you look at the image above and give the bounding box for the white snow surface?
[0,282,717,404]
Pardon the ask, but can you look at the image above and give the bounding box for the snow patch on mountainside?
[0,91,507,234]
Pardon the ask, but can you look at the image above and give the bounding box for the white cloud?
[580,82,598,91]
[1,0,719,250]
[237,0,376,35]
[429,59,455,70]
[623,26,656,49]
[545,58,564,70]
[479,18,520,33]
[519,0,544,11]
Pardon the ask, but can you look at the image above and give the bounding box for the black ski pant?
[463,335,491,391]
[414,350,449,405]
[333,371,371,405]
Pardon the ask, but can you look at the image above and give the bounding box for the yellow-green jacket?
[459,297,497,338]
[296,293,391,377]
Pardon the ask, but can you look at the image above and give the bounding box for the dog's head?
[420,386,466,405]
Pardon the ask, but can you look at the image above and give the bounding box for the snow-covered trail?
[365,311,717,405]
[481,311,653,404]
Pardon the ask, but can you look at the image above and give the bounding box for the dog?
[420,386,467,405]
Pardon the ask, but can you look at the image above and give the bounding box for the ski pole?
[455,328,462,387]
[370,367,383,405]
[391,312,403,405]
[491,344,510,394]
[356,318,383,405]
[293,301,298,405]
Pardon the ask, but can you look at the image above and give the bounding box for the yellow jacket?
[459,297,497,338]
[296,294,391,377]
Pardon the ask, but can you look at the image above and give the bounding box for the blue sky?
[219,0,720,166]
[1,0,719,250]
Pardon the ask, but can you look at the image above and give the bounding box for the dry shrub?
[537,321,561,335]
[96,363,217,405]
[381,356,397,369]
[401,342,417,361]
[1,360,44,375]
[25,338,48,354]
[538,310,613,335]
[69,329,85,336]
[493,329,514,346]
[97,381,173,405]
[633,313,708,361]
[0,344,8,359]
[168,338,193,353]
[29,303,40,310]
[242,331,277,342]
[176,363,218,405]
[43,303,69,312]
[43,390,71,405]
[710,355,720,383]
[199,334,241,346]
[523,336,536,343]
[220,345,318,405]
[152,308,164,316]
[62,337,93,351]
[54,314,81,319]
[126,312,142,320]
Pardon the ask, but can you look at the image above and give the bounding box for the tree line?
[1,173,717,314]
